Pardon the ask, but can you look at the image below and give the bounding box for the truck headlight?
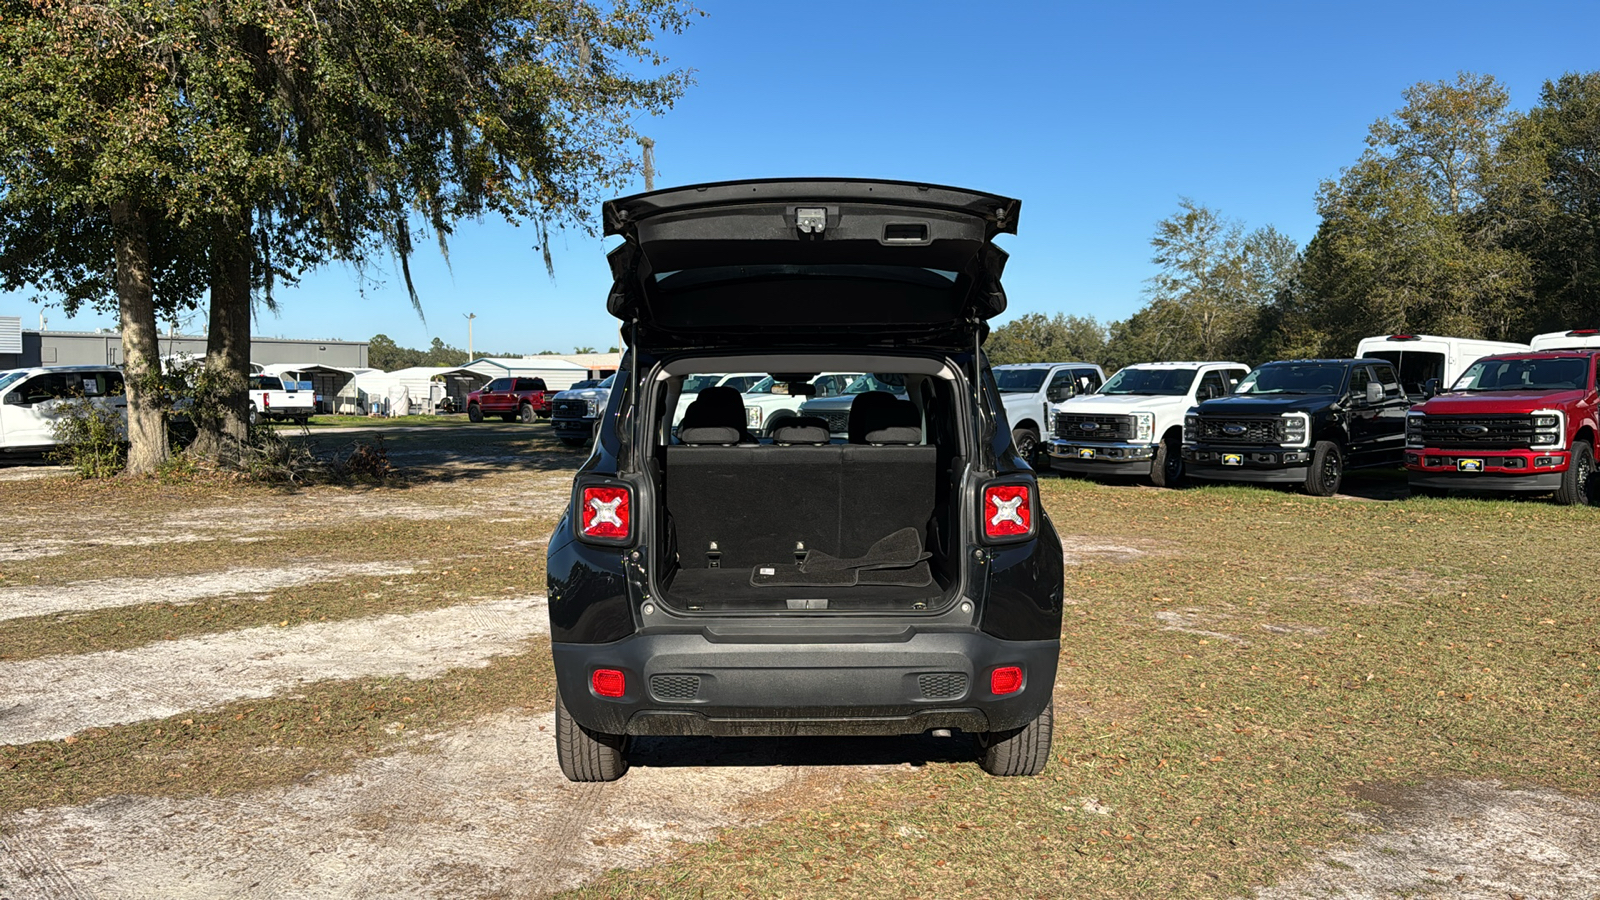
[1184,414,1199,444]
[746,406,761,429]
[1133,412,1154,444]
[1530,409,1564,449]
[1280,412,1310,448]
[585,399,600,418]
[1406,412,1425,448]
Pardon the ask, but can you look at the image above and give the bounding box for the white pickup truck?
[248,374,315,425]
[992,362,1106,465]
[1047,361,1250,487]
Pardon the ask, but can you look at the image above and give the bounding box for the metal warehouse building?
[0,323,368,370]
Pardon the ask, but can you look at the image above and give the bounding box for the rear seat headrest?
[848,391,921,445]
[769,415,830,445]
[679,385,754,444]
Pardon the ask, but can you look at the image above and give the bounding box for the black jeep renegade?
[545,179,1064,781]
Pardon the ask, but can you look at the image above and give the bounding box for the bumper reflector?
[990,666,1023,696]
[591,668,626,698]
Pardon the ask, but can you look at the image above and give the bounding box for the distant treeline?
[988,72,1600,370]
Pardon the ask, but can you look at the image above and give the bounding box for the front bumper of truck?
[1406,448,1569,491]
[1046,439,1156,476]
[1182,444,1312,483]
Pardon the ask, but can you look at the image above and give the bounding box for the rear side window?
[486,378,511,392]
[514,378,535,391]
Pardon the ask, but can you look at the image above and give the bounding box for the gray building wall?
[0,331,368,370]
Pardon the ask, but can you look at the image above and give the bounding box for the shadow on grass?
[282,422,587,487]
[628,731,982,769]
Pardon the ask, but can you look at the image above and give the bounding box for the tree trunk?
[192,208,253,464]
[112,200,170,476]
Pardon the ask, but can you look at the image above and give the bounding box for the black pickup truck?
[1182,358,1411,496]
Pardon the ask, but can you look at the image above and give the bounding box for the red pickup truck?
[467,377,551,423]
[1405,349,1598,505]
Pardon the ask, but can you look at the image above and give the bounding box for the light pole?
[463,313,476,362]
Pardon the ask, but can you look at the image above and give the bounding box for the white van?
[1354,334,1529,396]
[0,366,128,456]
[1530,328,1600,351]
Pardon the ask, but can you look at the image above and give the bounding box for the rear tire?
[247,403,259,427]
[518,403,536,424]
[978,699,1053,777]
[1303,441,1343,497]
[1150,431,1185,488]
[555,692,629,782]
[1555,440,1595,506]
[467,404,483,423]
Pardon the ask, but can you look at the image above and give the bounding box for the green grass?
[567,475,1600,898]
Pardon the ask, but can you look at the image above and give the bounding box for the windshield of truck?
[1452,357,1589,392]
[1098,367,1197,396]
[0,371,25,392]
[1365,350,1444,396]
[598,375,615,388]
[1235,364,1347,395]
[843,373,907,395]
[993,368,1049,393]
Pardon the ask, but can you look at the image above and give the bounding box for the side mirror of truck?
[1,392,21,406]
[1423,378,1440,399]
[1047,385,1074,403]
[1366,382,1384,405]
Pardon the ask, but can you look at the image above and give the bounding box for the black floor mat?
[750,527,931,587]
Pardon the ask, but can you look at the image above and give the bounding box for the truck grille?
[1055,413,1134,441]
[1414,414,1539,450]
[1194,416,1284,444]
[817,411,851,434]
[552,399,588,418]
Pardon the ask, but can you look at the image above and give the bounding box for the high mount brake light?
[1569,328,1600,336]
[991,666,1023,695]
[1388,334,1419,341]
[983,484,1033,540]
[580,485,631,542]
[591,669,626,698]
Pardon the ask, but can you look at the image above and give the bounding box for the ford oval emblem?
[1078,421,1099,432]
[1460,424,1489,436]
[1222,424,1247,435]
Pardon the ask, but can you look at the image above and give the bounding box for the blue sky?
[8,1,1600,355]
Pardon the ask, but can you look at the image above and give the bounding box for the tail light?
[591,669,626,698]
[982,483,1034,542]
[578,483,632,544]
[990,666,1023,695]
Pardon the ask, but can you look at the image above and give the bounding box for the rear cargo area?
[650,363,966,613]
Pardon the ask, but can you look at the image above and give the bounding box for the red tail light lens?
[580,485,631,542]
[591,669,626,697]
[983,484,1033,539]
[990,666,1023,695]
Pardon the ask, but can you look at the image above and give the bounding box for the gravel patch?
[0,711,852,900]
[0,596,548,745]
[0,563,418,622]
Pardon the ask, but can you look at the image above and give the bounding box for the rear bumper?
[1046,440,1155,476]
[552,630,1059,737]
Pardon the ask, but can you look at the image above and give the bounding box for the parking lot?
[3,421,1599,898]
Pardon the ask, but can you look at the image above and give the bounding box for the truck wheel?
[1555,440,1595,506]
[1150,431,1185,488]
[248,403,259,427]
[1303,441,1344,497]
[518,403,536,424]
[1011,427,1041,469]
[467,404,483,423]
[978,699,1053,777]
[555,692,629,782]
